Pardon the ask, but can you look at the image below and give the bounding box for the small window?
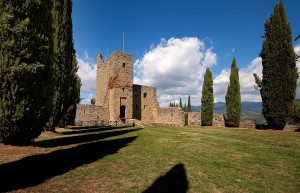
[144,105,146,109]
[122,63,126,68]
[143,92,147,98]
[122,88,125,91]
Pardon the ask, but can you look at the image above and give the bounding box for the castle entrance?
[120,105,126,122]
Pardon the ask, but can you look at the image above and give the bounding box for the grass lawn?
[0,125,299,193]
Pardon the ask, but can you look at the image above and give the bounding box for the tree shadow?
[0,136,137,192]
[35,127,142,148]
[143,163,189,193]
[59,126,122,135]
[256,124,272,130]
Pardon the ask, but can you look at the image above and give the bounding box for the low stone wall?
[187,112,201,125]
[213,114,225,127]
[239,120,256,128]
[75,104,109,126]
[187,112,225,127]
[156,107,185,127]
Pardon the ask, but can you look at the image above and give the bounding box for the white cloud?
[213,44,300,102]
[133,37,217,107]
[213,57,262,102]
[76,51,96,104]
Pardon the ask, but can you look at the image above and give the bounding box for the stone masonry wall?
[107,51,133,121]
[133,84,159,123]
[156,107,185,126]
[96,53,109,108]
[187,112,225,127]
[75,104,109,126]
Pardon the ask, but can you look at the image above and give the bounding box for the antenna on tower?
[122,32,125,53]
[106,48,108,60]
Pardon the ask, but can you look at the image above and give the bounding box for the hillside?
[192,99,300,124]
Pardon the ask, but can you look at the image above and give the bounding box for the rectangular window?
[143,93,147,98]
[122,63,126,68]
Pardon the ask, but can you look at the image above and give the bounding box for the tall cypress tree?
[179,98,182,109]
[0,0,54,144]
[187,95,192,112]
[254,1,298,129]
[47,0,79,130]
[201,68,214,126]
[225,57,242,127]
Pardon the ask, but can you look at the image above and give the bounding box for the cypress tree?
[179,98,182,109]
[225,57,242,127]
[47,0,78,130]
[253,1,298,129]
[0,0,54,144]
[201,68,214,126]
[187,95,192,112]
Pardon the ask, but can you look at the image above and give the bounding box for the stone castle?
[95,51,159,122]
[76,50,166,126]
[75,50,253,128]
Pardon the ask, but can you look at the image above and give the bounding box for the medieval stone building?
[95,50,159,122]
[76,51,162,125]
[75,50,234,128]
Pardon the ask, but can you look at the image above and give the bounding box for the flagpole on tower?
[122,32,125,53]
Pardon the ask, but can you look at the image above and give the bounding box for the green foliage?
[201,68,214,126]
[47,0,80,130]
[290,101,300,123]
[184,113,188,126]
[183,103,187,112]
[179,98,182,109]
[187,95,192,112]
[0,0,54,144]
[255,1,298,129]
[225,57,242,127]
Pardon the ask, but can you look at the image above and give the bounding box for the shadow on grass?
[59,126,122,135]
[256,124,271,130]
[143,163,189,193]
[0,136,138,192]
[35,128,142,148]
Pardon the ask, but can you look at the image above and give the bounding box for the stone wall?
[187,112,256,128]
[133,84,159,123]
[213,114,225,127]
[156,107,185,126]
[187,112,225,127]
[75,104,109,126]
[187,112,201,125]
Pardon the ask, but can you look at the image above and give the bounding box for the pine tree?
[0,0,54,144]
[225,57,242,127]
[201,68,214,126]
[47,0,80,130]
[253,1,298,129]
[179,98,182,109]
[187,95,192,112]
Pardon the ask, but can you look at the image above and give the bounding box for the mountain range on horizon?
[192,99,300,124]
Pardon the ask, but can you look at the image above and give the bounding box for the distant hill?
[191,99,300,124]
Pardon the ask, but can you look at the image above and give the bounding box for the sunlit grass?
[3,125,299,193]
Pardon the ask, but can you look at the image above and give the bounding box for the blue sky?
[72,0,300,106]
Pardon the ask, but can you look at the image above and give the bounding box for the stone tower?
[96,51,134,121]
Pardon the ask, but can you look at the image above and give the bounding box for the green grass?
[2,126,300,192]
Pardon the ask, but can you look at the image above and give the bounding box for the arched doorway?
[120,105,126,122]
